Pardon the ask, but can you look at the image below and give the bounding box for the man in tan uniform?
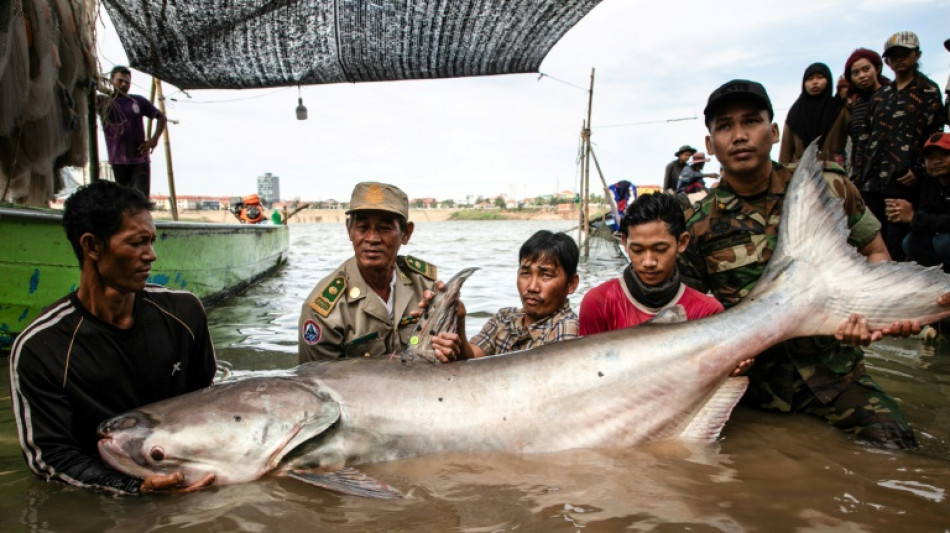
[298,182,460,362]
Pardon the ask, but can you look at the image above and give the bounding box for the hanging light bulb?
[295,85,308,120]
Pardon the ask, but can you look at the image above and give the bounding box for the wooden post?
[87,84,100,181]
[577,120,586,249]
[153,79,179,221]
[582,67,595,259]
[146,78,158,139]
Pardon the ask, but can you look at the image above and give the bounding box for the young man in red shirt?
[580,194,723,329]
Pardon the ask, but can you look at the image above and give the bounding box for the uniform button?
[363,352,371,357]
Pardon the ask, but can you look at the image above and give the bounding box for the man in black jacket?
[10,181,217,494]
[887,132,950,271]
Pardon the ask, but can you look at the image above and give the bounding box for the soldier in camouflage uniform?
[677,79,919,448]
[298,182,461,363]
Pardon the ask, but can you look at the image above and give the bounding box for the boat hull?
[0,207,289,349]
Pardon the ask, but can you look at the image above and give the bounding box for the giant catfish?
[97,147,950,498]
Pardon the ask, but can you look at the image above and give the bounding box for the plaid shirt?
[471,302,579,356]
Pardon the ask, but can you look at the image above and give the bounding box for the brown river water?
[2,220,949,532]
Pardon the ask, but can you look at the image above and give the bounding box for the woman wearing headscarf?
[842,48,890,182]
[779,63,848,165]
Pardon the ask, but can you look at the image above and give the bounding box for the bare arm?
[140,112,167,154]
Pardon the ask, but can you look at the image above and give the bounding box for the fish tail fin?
[748,143,950,337]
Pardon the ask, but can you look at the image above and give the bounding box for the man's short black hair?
[110,65,131,78]
[63,180,154,266]
[519,230,579,279]
[620,193,686,238]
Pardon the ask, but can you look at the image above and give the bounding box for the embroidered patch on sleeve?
[310,275,346,317]
[302,320,322,345]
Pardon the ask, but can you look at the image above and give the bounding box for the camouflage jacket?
[677,163,883,403]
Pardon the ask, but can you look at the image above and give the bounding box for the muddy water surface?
[2,221,949,532]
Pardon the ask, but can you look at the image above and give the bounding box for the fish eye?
[150,447,165,462]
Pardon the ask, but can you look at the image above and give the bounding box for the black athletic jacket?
[10,285,216,494]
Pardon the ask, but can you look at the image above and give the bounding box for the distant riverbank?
[164,206,600,224]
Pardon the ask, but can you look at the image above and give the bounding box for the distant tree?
[475,196,486,205]
[411,199,425,208]
[494,196,506,209]
[443,199,455,208]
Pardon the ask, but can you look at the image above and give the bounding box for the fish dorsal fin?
[679,377,748,441]
[288,467,403,499]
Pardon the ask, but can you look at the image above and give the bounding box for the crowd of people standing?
[667,31,949,270]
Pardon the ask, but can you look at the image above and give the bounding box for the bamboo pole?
[146,78,158,139]
[153,79,179,221]
[87,84,100,182]
[582,67,595,259]
[577,120,586,248]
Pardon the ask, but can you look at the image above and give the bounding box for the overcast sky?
[93,0,949,203]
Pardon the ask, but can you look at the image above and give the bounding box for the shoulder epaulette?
[404,255,437,281]
[309,275,346,317]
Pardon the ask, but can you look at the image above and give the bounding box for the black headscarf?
[785,63,843,147]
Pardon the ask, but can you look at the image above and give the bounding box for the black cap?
[674,145,698,157]
[703,79,774,125]
[944,38,950,52]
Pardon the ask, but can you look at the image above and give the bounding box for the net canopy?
[102,0,603,90]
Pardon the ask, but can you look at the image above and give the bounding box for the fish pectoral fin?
[287,467,403,499]
[679,377,749,442]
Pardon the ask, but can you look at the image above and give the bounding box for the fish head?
[97,374,341,486]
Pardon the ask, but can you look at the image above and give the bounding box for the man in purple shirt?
[97,66,166,196]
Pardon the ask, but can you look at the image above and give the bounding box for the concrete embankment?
[167,207,589,224]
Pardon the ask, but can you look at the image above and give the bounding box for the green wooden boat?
[0,206,289,349]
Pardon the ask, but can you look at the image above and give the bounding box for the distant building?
[257,172,280,207]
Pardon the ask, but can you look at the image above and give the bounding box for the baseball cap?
[345,182,409,219]
[944,37,949,52]
[882,31,920,58]
[921,132,950,157]
[690,152,712,164]
[674,145,698,156]
[703,79,774,125]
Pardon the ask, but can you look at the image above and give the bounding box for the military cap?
[345,182,409,219]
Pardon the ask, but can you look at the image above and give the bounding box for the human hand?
[896,169,916,186]
[731,358,754,376]
[884,198,914,224]
[835,313,920,346]
[430,332,461,363]
[140,472,215,493]
[138,137,159,154]
[412,281,446,318]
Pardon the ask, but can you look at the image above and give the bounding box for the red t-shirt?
[579,278,723,336]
